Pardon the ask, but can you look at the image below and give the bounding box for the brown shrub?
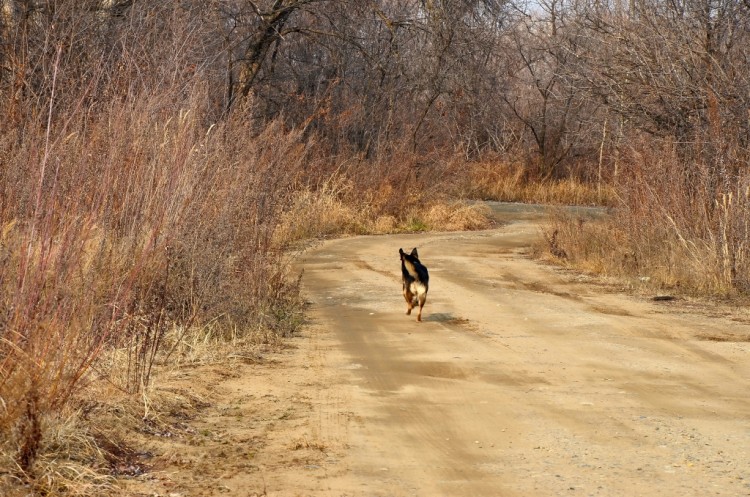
[0,89,309,487]
[540,135,750,297]
[423,202,494,232]
[459,160,614,206]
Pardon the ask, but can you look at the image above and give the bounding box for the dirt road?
[129,204,750,497]
[290,204,750,496]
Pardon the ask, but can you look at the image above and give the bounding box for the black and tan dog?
[399,247,429,322]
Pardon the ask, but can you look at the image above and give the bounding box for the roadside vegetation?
[1,1,749,494]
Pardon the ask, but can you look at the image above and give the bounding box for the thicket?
[541,1,750,295]
[0,0,749,493]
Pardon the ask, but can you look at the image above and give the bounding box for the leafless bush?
[0,75,312,485]
[545,133,750,295]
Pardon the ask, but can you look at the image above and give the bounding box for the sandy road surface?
[293,204,750,496]
[126,204,750,497]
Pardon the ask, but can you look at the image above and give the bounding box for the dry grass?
[273,154,496,243]
[539,211,746,296]
[0,87,310,493]
[462,161,616,206]
[0,405,116,497]
[421,202,494,232]
[274,174,370,245]
[538,137,750,298]
[276,192,494,240]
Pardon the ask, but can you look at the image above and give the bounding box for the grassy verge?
[536,138,750,299]
[0,92,307,493]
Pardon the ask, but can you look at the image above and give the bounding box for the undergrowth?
[460,161,617,207]
[538,137,750,298]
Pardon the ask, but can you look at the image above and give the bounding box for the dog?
[399,247,429,322]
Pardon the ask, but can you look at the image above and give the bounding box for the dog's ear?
[399,248,405,259]
[410,248,419,258]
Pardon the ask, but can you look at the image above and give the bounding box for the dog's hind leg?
[416,293,426,322]
[403,286,414,315]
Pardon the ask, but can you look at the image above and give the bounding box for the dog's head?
[399,247,419,262]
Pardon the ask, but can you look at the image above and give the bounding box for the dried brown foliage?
[543,134,750,296]
[2,1,750,494]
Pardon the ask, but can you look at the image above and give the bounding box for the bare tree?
[498,0,599,178]
[572,0,750,191]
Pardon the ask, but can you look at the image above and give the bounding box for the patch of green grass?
[403,217,429,232]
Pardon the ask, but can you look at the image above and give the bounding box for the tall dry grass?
[540,136,750,297]
[460,160,616,206]
[272,146,498,244]
[0,84,313,490]
[274,173,495,243]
